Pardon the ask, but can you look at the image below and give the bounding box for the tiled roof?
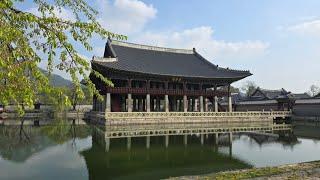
[92,39,252,80]
[292,93,311,99]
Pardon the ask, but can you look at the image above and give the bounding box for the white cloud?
[287,19,320,36]
[96,0,157,35]
[133,26,269,61]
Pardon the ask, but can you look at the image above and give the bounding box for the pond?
[0,122,319,180]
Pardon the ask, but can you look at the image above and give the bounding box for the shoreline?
[170,161,320,179]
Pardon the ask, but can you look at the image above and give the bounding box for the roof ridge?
[259,88,285,92]
[111,40,194,54]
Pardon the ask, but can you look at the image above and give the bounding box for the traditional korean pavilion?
[90,39,252,113]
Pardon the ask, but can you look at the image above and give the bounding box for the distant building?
[291,93,311,100]
[224,87,294,111]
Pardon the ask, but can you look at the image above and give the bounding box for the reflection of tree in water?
[0,119,91,162]
[39,119,91,145]
[244,132,300,149]
[0,125,51,162]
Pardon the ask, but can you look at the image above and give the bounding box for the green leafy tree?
[0,0,126,114]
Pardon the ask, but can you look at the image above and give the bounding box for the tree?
[68,84,92,111]
[218,86,240,94]
[308,85,320,97]
[241,81,257,97]
[0,0,126,115]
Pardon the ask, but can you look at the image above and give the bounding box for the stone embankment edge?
[169,161,320,179]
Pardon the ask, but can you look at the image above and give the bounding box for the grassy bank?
[170,161,320,179]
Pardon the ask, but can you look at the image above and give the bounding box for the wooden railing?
[105,111,292,119]
[105,87,228,97]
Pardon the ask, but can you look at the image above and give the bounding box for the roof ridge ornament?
[111,40,194,54]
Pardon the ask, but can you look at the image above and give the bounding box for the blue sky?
[18,0,320,93]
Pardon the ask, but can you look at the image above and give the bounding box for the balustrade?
[104,87,227,96]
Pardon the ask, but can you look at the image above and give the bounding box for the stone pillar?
[146,136,150,149]
[194,98,198,112]
[214,96,218,112]
[229,132,233,143]
[228,85,232,112]
[228,96,233,112]
[200,134,204,145]
[165,135,169,148]
[184,135,188,146]
[105,93,111,112]
[229,132,233,157]
[127,137,131,150]
[127,94,132,112]
[183,95,188,112]
[215,133,219,145]
[165,95,169,112]
[146,94,151,112]
[105,138,110,152]
[199,96,204,112]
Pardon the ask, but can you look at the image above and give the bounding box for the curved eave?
[92,61,252,82]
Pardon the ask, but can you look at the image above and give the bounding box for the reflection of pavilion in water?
[83,132,252,180]
[92,122,292,151]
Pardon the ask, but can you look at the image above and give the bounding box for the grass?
[170,161,320,180]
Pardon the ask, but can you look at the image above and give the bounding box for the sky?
[17,0,320,93]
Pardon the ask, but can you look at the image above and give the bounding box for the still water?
[0,122,319,180]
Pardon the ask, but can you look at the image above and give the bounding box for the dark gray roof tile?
[93,40,252,80]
